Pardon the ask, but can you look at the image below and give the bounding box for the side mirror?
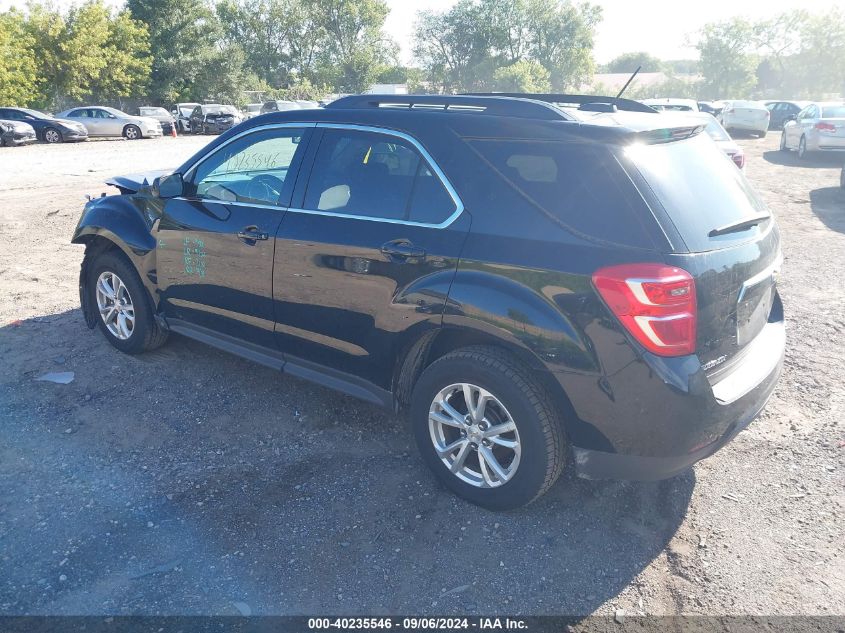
[153,173,184,199]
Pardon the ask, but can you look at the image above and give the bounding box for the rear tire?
[779,132,788,151]
[87,250,168,354]
[798,135,808,159]
[410,346,566,510]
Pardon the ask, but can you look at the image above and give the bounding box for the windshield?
[178,106,195,116]
[821,105,845,118]
[140,107,168,117]
[624,133,769,252]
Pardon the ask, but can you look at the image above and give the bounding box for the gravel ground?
[0,133,843,617]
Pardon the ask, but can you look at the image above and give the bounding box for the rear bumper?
[573,343,783,480]
[806,133,845,152]
[725,120,768,133]
[564,298,785,481]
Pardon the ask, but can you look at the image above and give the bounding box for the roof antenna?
[616,65,642,100]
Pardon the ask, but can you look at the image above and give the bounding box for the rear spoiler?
[463,93,658,114]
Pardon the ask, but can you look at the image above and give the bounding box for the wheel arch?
[392,324,584,447]
[73,196,160,327]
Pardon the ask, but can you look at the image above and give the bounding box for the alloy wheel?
[44,129,61,143]
[125,126,140,140]
[95,271,135,340]
[428,383,521,488]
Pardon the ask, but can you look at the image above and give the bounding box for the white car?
[687,112,745,170]
[780,101,845,159]
[641,98,699,112]
[243,103,262,120]
[172,102,201,133]
[718,100,769,137]
[56,106,162,139]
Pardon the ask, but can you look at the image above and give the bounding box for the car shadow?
[809,186,845,234]
[763,148,845,169]
[0,309,694,616]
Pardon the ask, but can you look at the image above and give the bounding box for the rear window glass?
[468,140,654,248]
[624,133,770,252]
[821,105,845,117]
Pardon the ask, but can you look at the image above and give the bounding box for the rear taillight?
[732,151,746,169]
[815,122,836,132]
[592,263,697,357]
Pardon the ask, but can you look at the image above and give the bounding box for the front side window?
[190,128,307,206]
[303,128,456,224]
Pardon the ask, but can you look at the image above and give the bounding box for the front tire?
[87,250,167,354]
[123,124,141,140]
[779,132,788,151]
[44,127,63,143]
[411,346,566,510]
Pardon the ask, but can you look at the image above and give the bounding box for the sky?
[3,0,845,64]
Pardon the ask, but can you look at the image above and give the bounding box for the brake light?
[732,151,746,169]
[815,122,836,132]
[592,263,697,357]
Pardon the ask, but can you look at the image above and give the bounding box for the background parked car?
[242,103,262,119]
[698,101,724,117]
[260,99,301,114]
[56,106,163,140]
[765,100,811,130]
[780,102,845,158]
[189,104,242,134]
[718,100,770,137]
[0,107,88,143]
[641,98,699,112]
[294,100,320,109]
[138,106,176,134]
[0,119,38,146]
[689,112,745,169]
[172,102,201,133]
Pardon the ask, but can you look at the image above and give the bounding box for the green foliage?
[0,10,40,105]
[696,18,758,99]
[492,59,550,92]
[602,51,663,74]
[4,1,150,110]
[126,0,220,103]
[413,0,601,93]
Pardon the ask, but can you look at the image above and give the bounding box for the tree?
[791,8,845,97]
[313,0,396,92]
[603,51,663,73]
[126,0,222,103]
[413,0,601,93]
[0,10,40,105]
[492,59,550,92]
[89,8,151,102]
[696,18,758,99]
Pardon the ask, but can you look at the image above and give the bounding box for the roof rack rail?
[463,93,658,114]
[325,94,568,121]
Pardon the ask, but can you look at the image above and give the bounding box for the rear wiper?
[708,213,770,237]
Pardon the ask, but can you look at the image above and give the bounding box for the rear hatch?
[621,132,782,374]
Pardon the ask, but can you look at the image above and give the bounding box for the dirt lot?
[0,133,843,617]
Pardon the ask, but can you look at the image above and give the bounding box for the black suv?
[72,94,785,510]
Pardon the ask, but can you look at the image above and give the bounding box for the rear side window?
[468,139,655,248]
[822,105,845,118]
[303,129,457,225]
[624,133,770,252]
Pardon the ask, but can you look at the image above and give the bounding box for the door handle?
[238,226,269,243]
[381,240,426,262]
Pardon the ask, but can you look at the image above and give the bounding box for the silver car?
[55,106,162,140]
[780,102,845,158]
